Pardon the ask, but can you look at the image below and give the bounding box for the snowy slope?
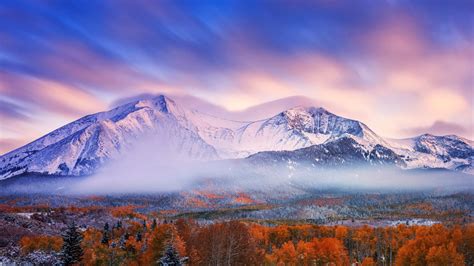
[387,134,474,172]
[0,95,218,179]
[188,106,389,158]
[234,107,389,154]
[245,137,406,168]
[0,94,472,179]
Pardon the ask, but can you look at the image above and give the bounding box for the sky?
[0,0,473,154]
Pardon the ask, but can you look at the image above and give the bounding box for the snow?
[389,219,439,227]
[302,132,331,145]
[16,212,36,219]
[0,94,472,179]
[386,134,473,171]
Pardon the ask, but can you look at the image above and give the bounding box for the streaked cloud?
[0,98,30,120]
[0,0,472,153]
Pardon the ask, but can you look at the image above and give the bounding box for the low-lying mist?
[1,135,473,195]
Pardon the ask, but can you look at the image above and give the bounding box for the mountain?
[0,95,219,179]
[245,137,406,168]
[211,106,389,157]
[387,134,474,173]
[0,94,472,180]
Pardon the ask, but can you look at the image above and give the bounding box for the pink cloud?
[0,72,105,117]
[0,138,27,155]
[405,120,473,140]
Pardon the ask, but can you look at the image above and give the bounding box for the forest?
[11,218,474,265]
[0,192,472,265]
[1,203,473,265]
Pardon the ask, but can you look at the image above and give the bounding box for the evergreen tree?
[60,221,84,265]
[143,219,147,231]
[159,243,182,266]
[136,231,143,242]
[152,218,157,230]
[117,220,122,229]
[101,222,110,245]
[119,235,127,250]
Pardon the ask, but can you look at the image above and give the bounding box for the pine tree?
[101,222,110,245]
[119,235,127,250]
[159,243,182,266]
[136,231,143,242]
[60,221,84,265]
[152,218,157,230]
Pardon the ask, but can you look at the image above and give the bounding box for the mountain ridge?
[0,94,472,179]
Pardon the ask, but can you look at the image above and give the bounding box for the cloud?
[0,138,27,155]
[0,99,30,120]
[0,1,472,148]
[404,121,473,139]
[0,72,105,117]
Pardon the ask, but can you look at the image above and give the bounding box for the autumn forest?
[0,198,473,265]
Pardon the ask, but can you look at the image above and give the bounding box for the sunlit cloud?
[0,1,472,153]
[405,120,472,139]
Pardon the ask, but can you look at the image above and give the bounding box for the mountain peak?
[307,106,331,115]
[285,106,330,114]
[132,94,182,115]
[267,105,367,140]
[417,133,435,138]
[416,133,467,142]
[281,106,334,121]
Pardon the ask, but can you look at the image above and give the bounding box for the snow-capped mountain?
[0,94,472,179]
[387,134,474,173]
[235,106,388,153]
[187,106,388,158]
[0,95,219,179]
[245,137,406,168]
